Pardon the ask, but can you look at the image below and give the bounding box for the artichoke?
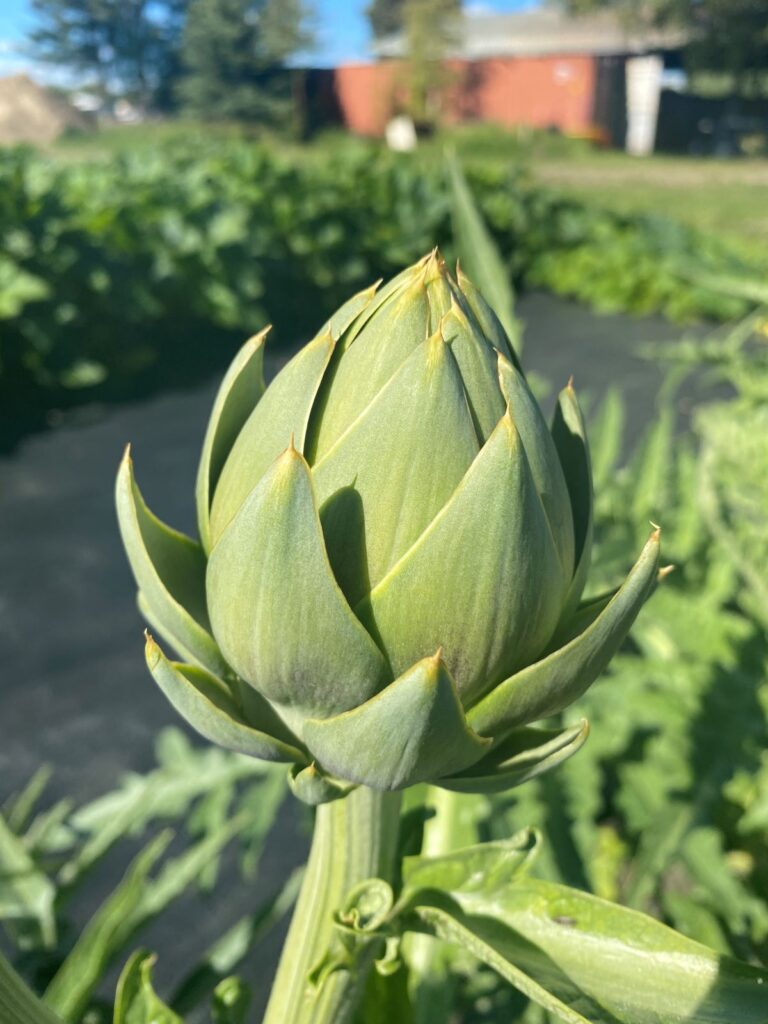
[117,252,661,802]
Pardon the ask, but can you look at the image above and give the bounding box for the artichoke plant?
[117,251,661,802]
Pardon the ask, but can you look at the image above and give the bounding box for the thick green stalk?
[262,787,402,1024]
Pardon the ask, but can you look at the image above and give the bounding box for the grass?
[530,152,768,262]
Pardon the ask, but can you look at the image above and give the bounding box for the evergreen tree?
[402,0,462,127]
[177,0,312,123]
[29,0,187,109]
[367,0,405,38]
[559,0,768,98]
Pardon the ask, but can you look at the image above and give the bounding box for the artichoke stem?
[262,786,402,1024]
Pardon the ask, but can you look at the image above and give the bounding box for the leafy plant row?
[0,142,760,431]
[2,301,767,1024]
[426,311,768,1022]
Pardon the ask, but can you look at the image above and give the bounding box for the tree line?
[27,0,768,123]
[29,0,313,120]
[28,0,457,122]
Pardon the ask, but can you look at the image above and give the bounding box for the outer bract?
[117,252,662,803]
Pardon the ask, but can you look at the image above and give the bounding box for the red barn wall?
[332,55,599,137]
[333,62,401,136]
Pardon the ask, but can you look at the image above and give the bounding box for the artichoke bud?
[117,252,662,800]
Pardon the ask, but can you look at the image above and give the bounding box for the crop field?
[1,122,768,1023]
[2,127,766,445]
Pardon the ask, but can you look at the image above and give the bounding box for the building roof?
[376,7,686,60]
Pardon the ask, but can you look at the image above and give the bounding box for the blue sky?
[0,0,536,75]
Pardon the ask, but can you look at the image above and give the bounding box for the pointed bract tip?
[429,647,445,670]
[122,442,132,463]
[280,435,306,473]
[310,324,336,353]
[567,374,575,391]
[246,324,271,348]
[144,630,160,668]
[422,247,448,283]
[649,521,662,542]
[658,564,675,581]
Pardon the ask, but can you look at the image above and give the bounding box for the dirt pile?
[0,74,89,146]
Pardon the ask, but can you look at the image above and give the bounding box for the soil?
[0,74,89,146]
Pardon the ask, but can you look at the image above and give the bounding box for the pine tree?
[177,0,312,124]
[29,0,187,109]
[367,0,405,39]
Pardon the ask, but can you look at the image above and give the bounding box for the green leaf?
[322,281,380,340]
[439,721,590,794]
[209,328,336,544]
[171,869,303,1015]
[469,530,660,736]
[144,636,305,764]
[498,354,574,580]
[4,766,52,834]
[551,381,594,617]
[288,764,354,805]
[58,728,264,889]
[590,388,625,493]
[0,813,56,950]
[456,262,521,370]
[439,298,506,443]
[46,819,243,1020]
[114,950,181,1024]
[0,949,63,1024]
[116,450,228,678]
[447,153,521,357]
[401,830,539,895]
[196,329,267,553]
[630,403,675,526]
[44,832,172,1020]
[357,412,565,708]
[312,329,479,605]
[303,653,491,790]
[212,977,251,1023]
[308,270,429,462]
[207,446,387,725]
[405,874,768,1023]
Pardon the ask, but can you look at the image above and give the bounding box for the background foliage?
[0,139,761,441]
[418,308,768,1022]
[3,277,767,1022]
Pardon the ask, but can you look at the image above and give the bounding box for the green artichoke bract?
[117,252,662,802]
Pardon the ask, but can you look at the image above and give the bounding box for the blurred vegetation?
[2,131,764,448]
[398,308,768,1022]
[4,307,767,1024]
[0,727,298,1022]
[2,134,768,1022]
